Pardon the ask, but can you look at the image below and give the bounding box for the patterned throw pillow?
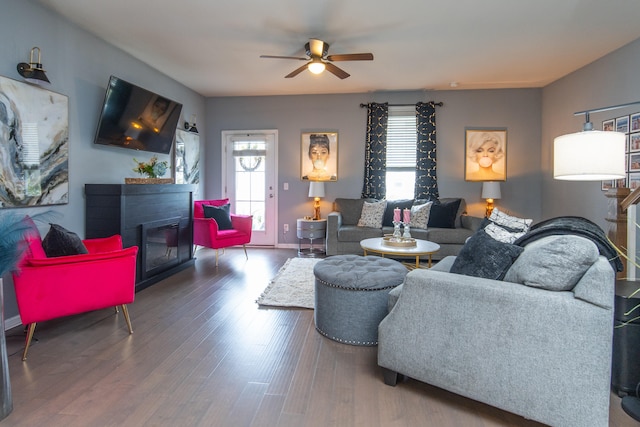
[357,200,387,228]
[489,208,532,232]
[484,222,526,244]
[409,202,433,229]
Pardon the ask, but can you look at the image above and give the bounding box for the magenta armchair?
[12,231,138,360]
[193,199,253,266]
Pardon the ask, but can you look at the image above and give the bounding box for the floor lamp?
[554,101,636,422]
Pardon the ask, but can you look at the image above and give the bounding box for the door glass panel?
[233,139,266,231]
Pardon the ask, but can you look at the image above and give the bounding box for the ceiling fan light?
[308,61,326,74]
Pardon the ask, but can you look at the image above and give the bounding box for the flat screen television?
[93,75,183,154]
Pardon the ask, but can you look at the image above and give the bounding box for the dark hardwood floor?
[1,247,637,426]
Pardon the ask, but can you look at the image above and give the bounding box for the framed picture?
[601,180,614,191]
[616,115,630,134]
[629,172,640,190]
[464,128,507,181]
[615,177,628,188]
[301,132,338,181]
[138,94,178,131]
[174,129,200,186]
[629,152,640,172]
[631,113,640,132]
[602,119,614,131]
[631,133,640,152]
[0,75,69,207]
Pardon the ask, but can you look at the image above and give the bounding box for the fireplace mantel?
[85,183,197,290]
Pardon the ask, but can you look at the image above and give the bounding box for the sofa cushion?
[42,224,89,258]
[428,199,461,229]
[203,203,233,230]
[409,201,433,229]
[503,235,599,291]
[338,225,383,242]
[488,208,533,232]
[334,198,367,226]
[358,200,387,228]
[450,229,524,280]
[382,199,414,227]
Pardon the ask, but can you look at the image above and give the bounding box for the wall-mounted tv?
[93,76,183,154]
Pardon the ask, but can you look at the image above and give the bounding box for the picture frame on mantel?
[0,75,69,207]
[464,128,507,182]
[174,129,200,185]
[301,132,338,181]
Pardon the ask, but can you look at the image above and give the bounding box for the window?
[386,106,416,199]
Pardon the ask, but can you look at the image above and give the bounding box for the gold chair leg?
[121,305,133,334]
[243,244,248,260]
[22,323,37,361]
[215,249,219,266]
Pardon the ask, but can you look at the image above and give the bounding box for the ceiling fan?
[260,38,374,79]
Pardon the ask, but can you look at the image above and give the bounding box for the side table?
[297,218,327,257]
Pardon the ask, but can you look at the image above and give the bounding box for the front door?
[222,130,277,246]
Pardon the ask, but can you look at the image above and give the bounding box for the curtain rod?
[360,102,443,108]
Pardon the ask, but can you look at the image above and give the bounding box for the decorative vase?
[0,279,12,420]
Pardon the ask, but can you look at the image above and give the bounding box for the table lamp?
[481,181,501,217]
[308,181,325,220]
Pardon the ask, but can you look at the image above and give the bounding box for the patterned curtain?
[361,102,388,199]
[414,102,439,200]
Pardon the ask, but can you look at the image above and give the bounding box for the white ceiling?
[36,0,640,97]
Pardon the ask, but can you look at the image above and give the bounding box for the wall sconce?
[184,114,198,133]
[481,181,501,217]
[17,47,50,85]
[553,102,640,180]
[308,181,325,220]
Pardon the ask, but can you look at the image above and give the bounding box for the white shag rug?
[256,257,321,309]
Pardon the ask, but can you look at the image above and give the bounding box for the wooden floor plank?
[0,247,637,427]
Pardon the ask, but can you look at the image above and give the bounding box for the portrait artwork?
[301,132,338,181]
[464,128,507,182]
[0,75,69,207]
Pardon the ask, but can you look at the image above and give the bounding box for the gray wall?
[541,37,640,229]
[207,89,543,243]
[0,0,206,320]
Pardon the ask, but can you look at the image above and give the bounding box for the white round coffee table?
[360,237,440,268]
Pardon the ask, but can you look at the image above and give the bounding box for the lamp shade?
[553,130,626,180]
[481,181,501,200]
[308,181,325,198]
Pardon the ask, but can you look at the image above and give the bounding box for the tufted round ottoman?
[313,255,408,346]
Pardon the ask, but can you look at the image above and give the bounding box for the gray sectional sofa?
[325,197,483,259]
[377,233,616,427]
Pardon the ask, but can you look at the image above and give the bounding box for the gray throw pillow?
[503,235,599,291]
[450,229,524,280]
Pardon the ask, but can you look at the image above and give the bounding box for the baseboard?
[4,315,21,331]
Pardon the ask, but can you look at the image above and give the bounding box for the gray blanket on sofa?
[513,216,624,272]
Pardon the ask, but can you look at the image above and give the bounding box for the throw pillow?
[409,201,433,229]
[357,200,387,228]
[450,229,524,280]
[41,224,89,257]
[503,235,599,291]
[484,222,526,244]
[203,203,233,230]
[382,199,414,227]
[427,199,461,229]
[489,208,532,232]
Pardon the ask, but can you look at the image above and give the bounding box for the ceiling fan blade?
[325,62,350,79]
[308,38,327,58]
[327,53,374,61]
[260,55,308,60]
[285,63,309,78]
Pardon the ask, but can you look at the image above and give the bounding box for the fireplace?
[140,217,181,280]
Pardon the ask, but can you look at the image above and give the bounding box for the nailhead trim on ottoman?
[313,254,407,346]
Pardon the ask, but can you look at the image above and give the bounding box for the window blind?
[387,106,416,168]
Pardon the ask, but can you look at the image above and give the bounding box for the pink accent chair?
[193,199,253,266]
[11,229,138,361]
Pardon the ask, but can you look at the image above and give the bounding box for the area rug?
[256,257,321,309]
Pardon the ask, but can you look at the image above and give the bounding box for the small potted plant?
[126,156,172,184]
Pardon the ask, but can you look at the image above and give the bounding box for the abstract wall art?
[174,129,199,185]
[0,75,69,207]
